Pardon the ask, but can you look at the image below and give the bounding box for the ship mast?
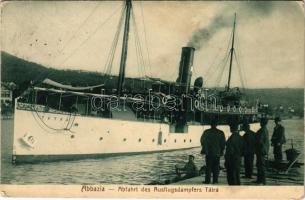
[117,0,132,96]
[227,13,236,91]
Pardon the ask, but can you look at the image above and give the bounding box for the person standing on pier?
[225,123,244,185]
[255,118,269,185]
[242,123,256,179]
[200,119,226,184]
[271,117,286,162]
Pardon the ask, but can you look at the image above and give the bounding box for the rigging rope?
[235,30,248,89]
[204,50,223,83]
[215,50,231,88]
[39,4,123,84]
[210,53,228,87]
[103,5,126,76]
[234,50,246,90]
[204,28,233,87]
[131,10,143,77]
[205,48,229,87]
[55,3,102,63]
[134,11,146,75]
[140,1,152,77]
[204,28,233,82]
[131,11,143,78]
[131,9,147,78]
[57,4,123,67]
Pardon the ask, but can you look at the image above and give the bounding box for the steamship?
[12,1,260,164]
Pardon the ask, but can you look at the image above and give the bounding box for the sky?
[1,1,304,88]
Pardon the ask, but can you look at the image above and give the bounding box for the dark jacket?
[200,128,226,157]
[225,131,244,160]
[183,161,198,177]
[271,124,286,145]
[243,130,256,155]
[255,127,269,156]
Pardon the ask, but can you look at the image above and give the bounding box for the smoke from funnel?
[187,1,274,50]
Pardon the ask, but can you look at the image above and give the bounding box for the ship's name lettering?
[205,186,219,192]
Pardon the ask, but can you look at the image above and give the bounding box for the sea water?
[1,118,303,185]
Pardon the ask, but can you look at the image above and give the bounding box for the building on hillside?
[1,82,16,115]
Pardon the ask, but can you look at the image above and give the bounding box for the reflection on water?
[1,119,304,185]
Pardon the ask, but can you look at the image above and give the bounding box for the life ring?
[21,133,36,148]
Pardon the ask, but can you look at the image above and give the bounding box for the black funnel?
[176,47,195,94]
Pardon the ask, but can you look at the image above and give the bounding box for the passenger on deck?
[271,117,286,162]
[242,123,256,179]
[200,119,226,184]
[175,155,198,180]
[255,118,269,185]
[225,123,244,185]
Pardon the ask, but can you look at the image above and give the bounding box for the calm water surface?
[1,118,304,185]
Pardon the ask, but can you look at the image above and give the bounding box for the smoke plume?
[187,1,274,50]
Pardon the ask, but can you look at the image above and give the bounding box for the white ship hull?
[12,108,260,164]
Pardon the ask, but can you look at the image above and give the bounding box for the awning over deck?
[42,78,104,91]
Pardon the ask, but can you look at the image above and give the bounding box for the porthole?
[174,139,177,143]
[123,138,127,142]
[99,137,103,141]
[184,139,186,143]
[152,139,155,142]
[138,138,142,142]
[164,139,167,143]
[190,139,192,143]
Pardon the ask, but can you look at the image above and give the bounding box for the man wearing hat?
[201,118,226,184]
[255,117,269,185]
[242,123,256,179]
[271,117,286,162]
[225,122,244,185]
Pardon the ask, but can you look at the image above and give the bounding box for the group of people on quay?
[201,116,285,185]
[175,117,286,185]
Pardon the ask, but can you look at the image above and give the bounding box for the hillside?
[1,51,152,95]
[1,51,304,116]
[1,51,113,94]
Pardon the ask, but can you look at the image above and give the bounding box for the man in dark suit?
[225,123,244,185]
[200,119,226,184]
[242,123,256,178]
[255,118,269,185]
[271,117,286,162]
